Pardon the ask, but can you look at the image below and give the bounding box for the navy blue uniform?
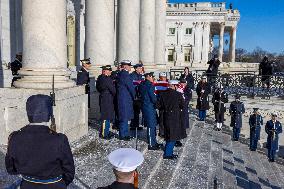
[265,120,282,161]
[5,125,75,189]
[249,114,263,150]
[10,59,22,86]
[139,80,158,147]
[229,101,245,141]
[117,70,136,138]
[130,71,143,129]
[196,81,211,121]
[96,74,116,138]
[98,181,135,189]
[77,67,90,108]
[212,90,228,123]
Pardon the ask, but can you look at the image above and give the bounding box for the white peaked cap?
[169,80,179,85]
[159,72,167,77]
[108,148,144,172]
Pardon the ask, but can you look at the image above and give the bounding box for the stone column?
[218,22,225,62]
[154,0,167,65]
[201,22,210,63]
[193,22,202,63]
[85,0,114,68]
[118,0,140,63]
[14,0,75,89]
[229,26,237,62]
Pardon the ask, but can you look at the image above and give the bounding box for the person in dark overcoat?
[117,60,136,140]
[10,52,22,87]
[96,65,116,139]
[111,64,122,130]
[5,95,75,189]
[196,76,211,121]
[229,94,245,141]
[158,80,187,159]
[265,113,282,162]
[178,79,192,129]
[248,108,263,151]
[139,72,162,150]
[179,67,195,91]
[77,58,92,108]
[212,85,228,131]
[206,55,221,89]
[130,63,144,131]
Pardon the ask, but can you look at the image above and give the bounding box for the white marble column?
[118,0,140,63]
[85,0,114,67]
[140,0,155,65]
[154,0,167,65]
[201,22,210,63]
[193,22,202,63]
[218,22,225,62]
[229,26,237,62]
[14,0,75,89]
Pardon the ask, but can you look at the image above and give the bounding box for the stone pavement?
[1,115,284,189]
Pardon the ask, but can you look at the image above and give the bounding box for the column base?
[0,86,88,145]
[14,69,75,89]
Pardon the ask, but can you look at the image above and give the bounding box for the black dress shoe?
[269,159,275,162]
[175,141,183,147]
[163,154,179,160]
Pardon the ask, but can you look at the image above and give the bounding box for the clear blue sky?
[169,0,284,54]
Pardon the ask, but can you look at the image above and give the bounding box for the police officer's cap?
[80,58,91,65]
[120,60,132,66]
[133,64,143,69]
[169,80,179,85]
[108,148,144,172]
[26,94,53,123]
[101,65,112,71]
[159,72,167,77]
[144,72,155,78]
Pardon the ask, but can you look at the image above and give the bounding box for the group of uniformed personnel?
[5,57,283,188]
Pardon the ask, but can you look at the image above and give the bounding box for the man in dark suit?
[5,94,75,189]
[10,52,22,87]
[77,58,92,108]
[196,76,211,121]
[96,65,116,139]
[116,60,136,141]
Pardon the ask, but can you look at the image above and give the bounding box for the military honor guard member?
[77,58,92,108]
[139,72,162,150]
[98,148,144,189]
[196,76,211,121]
[265,113,282,162]
[157,80,187,159]
[96,65,116,140]
[212,86,228,131]
[229,94,245,141]
[5,95,75,189]
[10,52,22,87]
[117,60,136,141]
[248,108,263,151]
[130,63,144,131]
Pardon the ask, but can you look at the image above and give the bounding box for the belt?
[22,175,63,184]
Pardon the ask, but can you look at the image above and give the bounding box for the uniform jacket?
[77,67,90,94]
[5,125,75,187]
[117,70,136,121]
[212,90,228,113]
[10,59,22,76]
[265,120,282,150]
[249,114,263,140]
[229,101,245,128]
[196,81,211,110]
[97,181,136,189]
[157,88,187,141]
[139,80,157,126]
[130,71,143,81]
[96,74,116,120]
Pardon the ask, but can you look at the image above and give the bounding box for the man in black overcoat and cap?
[5,94,75,189]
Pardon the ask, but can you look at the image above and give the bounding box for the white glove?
[201,90,205,93]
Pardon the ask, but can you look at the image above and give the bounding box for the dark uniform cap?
[120,60,132,66]
[144,72,155,78]
[101,65,112,71]
[26,94,53,123]
[80,58,91,65]
[133,63,143,69]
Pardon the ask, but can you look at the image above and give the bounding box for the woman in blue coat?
[248,108,263,151]
[265,113,282,162]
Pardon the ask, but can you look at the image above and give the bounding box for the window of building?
[185,28,192,35]
[184,48,191,62]
[169,28,176,35]
[168,49,174,62]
